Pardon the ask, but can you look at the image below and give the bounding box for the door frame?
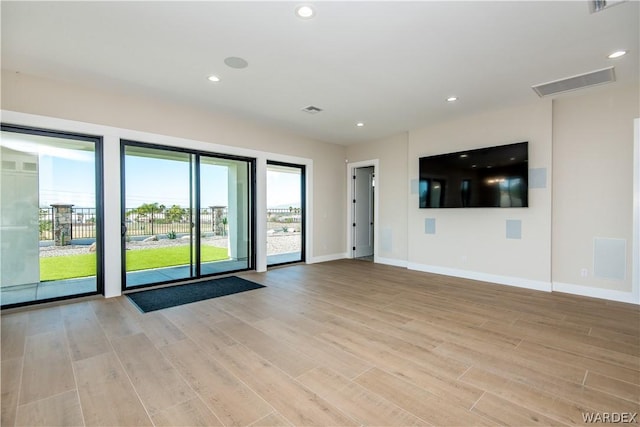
[120,139,256,291]
[632,118,639,304]
[346,159,379,261]
[266,160,306,266]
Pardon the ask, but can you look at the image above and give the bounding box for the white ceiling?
[2,1,638,145]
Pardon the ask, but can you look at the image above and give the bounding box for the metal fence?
[124,207,219,237]
[38,206,301,240]
[39,207,100,241]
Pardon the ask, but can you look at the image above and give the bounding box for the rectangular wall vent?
[23,162,37,172]
[531,67,615,97]
[301,105,323,114]
[2,160,16,170]
[589,0,626,13]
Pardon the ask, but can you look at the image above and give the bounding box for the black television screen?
[419,142,528,208]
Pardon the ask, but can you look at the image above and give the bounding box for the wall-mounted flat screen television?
[419,141,528,208]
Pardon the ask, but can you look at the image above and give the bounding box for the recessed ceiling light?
[356,122,364,127]
[224,57,249,69]
[295,5,315,19]
[446,96,458,102]
[608,50,627,59]
[207,75,220,82]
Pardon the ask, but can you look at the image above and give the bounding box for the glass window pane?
[123,145,193,288]
[1,129,99,306]
[267,163,304,266]
[200,156,251,274]
[122,142,253,289]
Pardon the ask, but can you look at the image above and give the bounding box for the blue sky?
[37,152,301,209]
[1,131,301,209]
[39,155,96,207]
[267,169,301,208]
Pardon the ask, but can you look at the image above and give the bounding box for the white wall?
[0,148,40,288]
[346,133,409,265]
[407,101,553,291]
[349,83,639,304]
[552,83,639,302]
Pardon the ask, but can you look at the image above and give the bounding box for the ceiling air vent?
[531,67,616,98]
[301,105,323,114]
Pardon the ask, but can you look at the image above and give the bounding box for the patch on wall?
[425,218,436,235]
[506,219,522,239]
[410,179,419,195]
[528,168,547,189]
[381,227,393,252]
[594,238,626,280]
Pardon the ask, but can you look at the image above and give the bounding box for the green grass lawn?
[40,245,229,281]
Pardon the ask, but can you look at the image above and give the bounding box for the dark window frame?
[266,160,306,267]
[120,139,256,291]
[0,123,104,309]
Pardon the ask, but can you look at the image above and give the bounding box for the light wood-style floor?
[2,260,639,426]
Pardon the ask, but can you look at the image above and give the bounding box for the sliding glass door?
[122,145,195,287]
[266,162,305,266]
[199,155,252,275]
[1,125,102,307]
[121,141,253,289]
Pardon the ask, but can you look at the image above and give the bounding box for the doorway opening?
[121,140,254,290]
[352,165,375,261]
[266,161,305,266]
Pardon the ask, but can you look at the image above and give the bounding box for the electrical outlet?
[580,268,588,277]
[461,255,468,263]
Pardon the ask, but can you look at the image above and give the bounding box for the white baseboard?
[406,262,552,292]
[375,256,408,268]
[308,252,348,264]
[553,281,640,305]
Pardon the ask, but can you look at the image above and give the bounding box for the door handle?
[121,223,127,237]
